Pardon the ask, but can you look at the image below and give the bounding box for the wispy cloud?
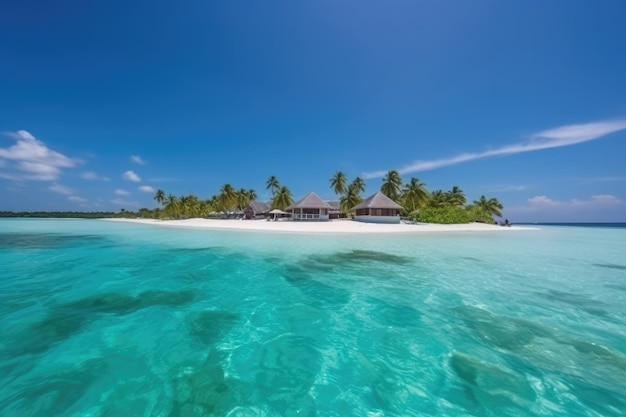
[68,195,87,203]
[111,197,139,207]
[146,177,183,182]
[577,176,626,185]
[506,194,626,222]
[362,118,626,179]
[49,183,73,195]
[0,130,80,180]
[81,171,110,181]
[138,185,155,193]
[482,184,528,192]
[122,170,141,182]
[527,194,625,208]
[131,155,146,165]
[49,182,90,204]
[115,189,130,196]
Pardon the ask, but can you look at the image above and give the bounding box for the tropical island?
[148,170,505,225]
[1,170,508,228]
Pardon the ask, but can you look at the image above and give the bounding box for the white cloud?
[122,170,141,182]
[527,195,559,207]
[131,155,146,164]
[0,130,79,180]
[49,183,73,195]
[138,185,155,193]
[81,171,110,181]
[115,189,130,196]
[363,118,626,179]
[68,196,87,203]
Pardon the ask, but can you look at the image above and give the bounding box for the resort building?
[243,201,271,219]
[286,192,333,221]
[327,201,347,219]
[352,191,403,224]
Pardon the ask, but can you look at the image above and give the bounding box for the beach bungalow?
[243,201,271,219]
[327,201,347,219]
[286,192,333,221]
[353,191,403,224]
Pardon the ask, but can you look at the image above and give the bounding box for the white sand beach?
[105,218,535,234]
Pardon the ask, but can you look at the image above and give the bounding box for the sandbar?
[105,218,536,234]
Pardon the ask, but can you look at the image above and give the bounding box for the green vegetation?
[373,171,503,224]
[401,177,429,212]
[329,172,366,216]
[405,189,504,224]
[381,170,403,202]
[271,185,294,211]
[411,206,471,224]
[266,175,280,197]
[330,171,348,196]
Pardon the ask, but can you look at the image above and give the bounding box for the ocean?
[1,219,624,416]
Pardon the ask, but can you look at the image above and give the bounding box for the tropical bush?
[410,206,472,224]
[466,206,495,223]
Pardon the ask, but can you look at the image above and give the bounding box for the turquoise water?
[1,219,625,417]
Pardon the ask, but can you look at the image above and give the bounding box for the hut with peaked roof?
[286,192,333,221]
[243,201,271,219]
[327,200,347,219]
[352,191,403,224]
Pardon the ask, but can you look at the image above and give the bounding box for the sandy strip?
[104,218,536,234]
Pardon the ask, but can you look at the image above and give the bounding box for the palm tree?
[330,171,348,196]
[381,170,403,202]
[236,188,251,210]
[164,194,180,218]
[340,184,363,215]
[179,194,200,217]
[154,189,166,206]
[473,195,503,218]
[401,178,429,212]
[218,184,238,212]
[350,177,366,194]
[272,186,294,210]
[427,190,447,208]
[247,189,257,201]
[199,200,213,218]
[448,186,466,207]
[266,176,280,197]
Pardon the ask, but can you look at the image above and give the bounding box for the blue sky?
[1,1,625,221]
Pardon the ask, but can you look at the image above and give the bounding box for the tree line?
[328,170,503,224]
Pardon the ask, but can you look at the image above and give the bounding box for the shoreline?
[104,218,538,234]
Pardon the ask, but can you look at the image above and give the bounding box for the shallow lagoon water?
[0,219,625,416]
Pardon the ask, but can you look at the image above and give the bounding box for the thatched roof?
[286,192,333,210]
[246,201,271,214]
[352,191,402,210]
[326,201,340,210]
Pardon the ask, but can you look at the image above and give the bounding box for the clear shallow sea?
[0,219,625,417]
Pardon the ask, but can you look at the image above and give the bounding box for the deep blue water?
[1,219,625,416]
[517,222,626,228]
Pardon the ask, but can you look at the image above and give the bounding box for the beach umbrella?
[268,208,288,220]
